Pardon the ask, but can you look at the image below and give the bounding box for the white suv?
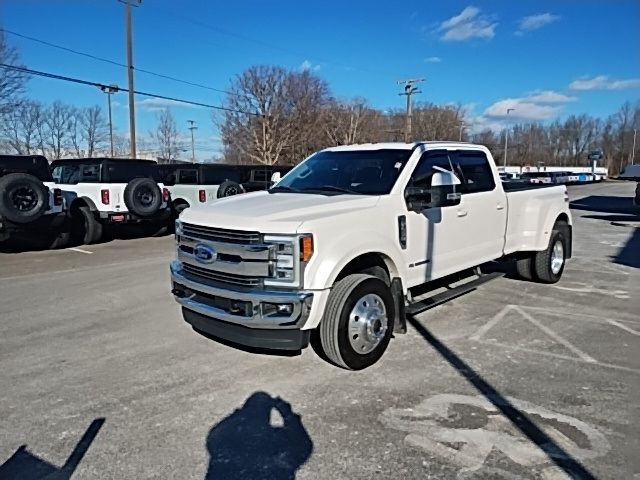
[51,158,171,244]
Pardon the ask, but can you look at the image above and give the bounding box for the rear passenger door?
[451,150,506,267]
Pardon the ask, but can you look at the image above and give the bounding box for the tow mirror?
[271,171,281,183]
[430,169,461,207]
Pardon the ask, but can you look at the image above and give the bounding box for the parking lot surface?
[1,181,638,479]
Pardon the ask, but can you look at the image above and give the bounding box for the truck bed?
[502,181,560,192]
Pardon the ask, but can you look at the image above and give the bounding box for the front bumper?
[170,261,314,350]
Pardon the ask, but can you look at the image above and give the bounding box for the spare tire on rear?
[123,177,162,218]
[0,173,49,224]
[217,180,242,198]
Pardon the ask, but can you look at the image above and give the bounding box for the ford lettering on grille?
[194,244,217,264]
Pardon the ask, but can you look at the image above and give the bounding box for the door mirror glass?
[430,169,461,208]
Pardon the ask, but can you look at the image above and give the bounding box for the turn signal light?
[199,190,206,203]
[162,187,170,202]
[53,188,63,206]
[300,235,314,262]
[101,189,110,205]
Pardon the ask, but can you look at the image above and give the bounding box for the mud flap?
[391,277,406,334]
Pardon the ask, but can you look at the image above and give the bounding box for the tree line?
[220,65,639,174]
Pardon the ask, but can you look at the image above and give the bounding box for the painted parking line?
[67,247,94,255]
[606,319,640,336]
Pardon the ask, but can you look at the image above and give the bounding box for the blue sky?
[2,0,639,160]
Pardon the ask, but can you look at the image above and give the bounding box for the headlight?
[264,234,313,287]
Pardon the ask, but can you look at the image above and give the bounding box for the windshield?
[272,149,412,195]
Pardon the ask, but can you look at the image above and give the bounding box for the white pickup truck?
[171,142,572,369]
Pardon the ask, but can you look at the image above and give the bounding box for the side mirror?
[271,171,281,183]
[430,170,461,207]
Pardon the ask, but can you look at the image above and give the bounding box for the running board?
[405,272,504,316]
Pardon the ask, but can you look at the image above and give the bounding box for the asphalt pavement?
[0,180,638,479]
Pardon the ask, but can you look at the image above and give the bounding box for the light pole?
[187,120,197,162]
[459,121,466,142]
[120,0,141,158]
[99,84,119,157]
[503,108,515,167]
[632,128,637,165]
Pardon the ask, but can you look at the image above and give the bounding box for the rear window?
[201,167,242,185]
[453,151,496,193]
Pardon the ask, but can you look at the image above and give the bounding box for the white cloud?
[438,6,497,41]
[425,56,442,63]
[485,99,561,121]
[300,60,321,72]
[136,98,199,111]
[569,75,640,91]
[525,90,576,103]
[516,13,560,34]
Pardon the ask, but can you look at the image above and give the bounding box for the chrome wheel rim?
[348,293,387,354]
[551,240,564,275]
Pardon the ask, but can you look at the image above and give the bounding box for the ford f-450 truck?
[171,142,572,370]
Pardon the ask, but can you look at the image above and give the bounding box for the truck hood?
[180,191,379,233]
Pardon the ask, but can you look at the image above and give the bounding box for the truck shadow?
[0,418,105,480]
[204,392,313,480]
[570,195,637,215]
[612,227,640,269]
[406,316,598,480]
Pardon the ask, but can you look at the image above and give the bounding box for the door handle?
[496,204,505,210]
[457,209,468,217]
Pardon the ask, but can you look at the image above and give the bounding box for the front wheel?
[533,229,566,283]
[318,274,395,370]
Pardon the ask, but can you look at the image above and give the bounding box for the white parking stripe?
[67,247,93,255]
[607,319,640,336]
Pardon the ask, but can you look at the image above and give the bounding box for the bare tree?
[82,105,108,157]
[154,108,181,160]
[0,30,29,115]
[44,101,74,159]
[220,65,330,165]
[0,100,45,154]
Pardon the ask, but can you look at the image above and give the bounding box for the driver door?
[403,150,467,286]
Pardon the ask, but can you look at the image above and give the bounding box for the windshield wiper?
[268,185,300,194]
[301,185,359,195]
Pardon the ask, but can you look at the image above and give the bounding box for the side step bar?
[405,272,504,316]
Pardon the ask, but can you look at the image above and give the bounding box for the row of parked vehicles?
[499,170,606,184]
[0,155,289,250]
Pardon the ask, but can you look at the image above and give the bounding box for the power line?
[145,4,388,76]
[0,28,236,97]
[0,63,259,116]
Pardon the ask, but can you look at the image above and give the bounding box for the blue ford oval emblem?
[194,243,217,264]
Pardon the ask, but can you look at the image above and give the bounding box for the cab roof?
[323,141,481,152]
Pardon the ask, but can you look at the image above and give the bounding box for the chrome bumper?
[170,261,313,329]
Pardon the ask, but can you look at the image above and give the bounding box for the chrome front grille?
[181,223,261,244]
[182,263,261,288]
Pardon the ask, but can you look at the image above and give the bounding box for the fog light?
[262,302,294,317]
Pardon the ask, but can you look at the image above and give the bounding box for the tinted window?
[454,151,496,193]
[80,164,100,182]
[106,163,162,183]
[52,164,80,184]
[409,151,454,190]
[201,167,242,185]
[276,149,412,195]
[178,169,198,184]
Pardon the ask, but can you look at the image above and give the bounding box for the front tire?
[533,229,566,284]
[318,274,394,370]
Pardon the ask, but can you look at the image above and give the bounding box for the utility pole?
[503,108,515,167]
[121,0,141,159]
[187,120,197,162]
[632,128,637,165]
[398,78,424,143]
[99,84,119,157]
[459,121,466,142]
